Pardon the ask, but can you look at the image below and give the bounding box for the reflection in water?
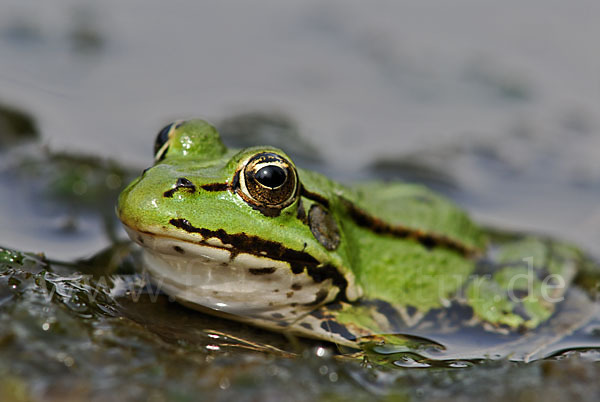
[363,287,600,366]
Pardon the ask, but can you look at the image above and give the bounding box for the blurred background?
[0,0,599,259]
[2,2,600,400]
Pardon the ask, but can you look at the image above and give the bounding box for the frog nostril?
[175,177,195,189]
[163,177,197,198]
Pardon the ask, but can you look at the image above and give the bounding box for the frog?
[117,119,598,354]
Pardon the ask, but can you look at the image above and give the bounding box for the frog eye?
[237,152,299,209]
[154,122,176,161]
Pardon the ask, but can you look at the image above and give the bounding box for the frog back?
[341,182,487,254]
[333,182,484,313]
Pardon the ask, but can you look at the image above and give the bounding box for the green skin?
[117,120,582,347]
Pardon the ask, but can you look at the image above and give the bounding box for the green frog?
[117,119,595,352]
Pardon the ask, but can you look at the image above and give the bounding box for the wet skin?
[117,120,585,347]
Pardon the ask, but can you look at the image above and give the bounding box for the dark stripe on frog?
[168,218,349,300]
[300,185,330,208]
[320,320,356,341]
[163,177,196,198]
[249,267,276,275]
[201,182,230,192]
[199,180,326,211]
[310,309,326,319]
[370,299,405,329]
[304,289,329,306]
[340,198,477,257]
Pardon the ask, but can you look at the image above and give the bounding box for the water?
[3,247,600,400]
[1,1,600,400]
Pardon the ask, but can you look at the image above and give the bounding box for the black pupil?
[254,165,287,188]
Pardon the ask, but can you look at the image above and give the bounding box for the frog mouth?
[122,218,326,276]
[121,224,345,322]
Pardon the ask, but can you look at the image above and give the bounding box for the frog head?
[117,120,359,325]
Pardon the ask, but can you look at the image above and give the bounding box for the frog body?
[117,120,589,349]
